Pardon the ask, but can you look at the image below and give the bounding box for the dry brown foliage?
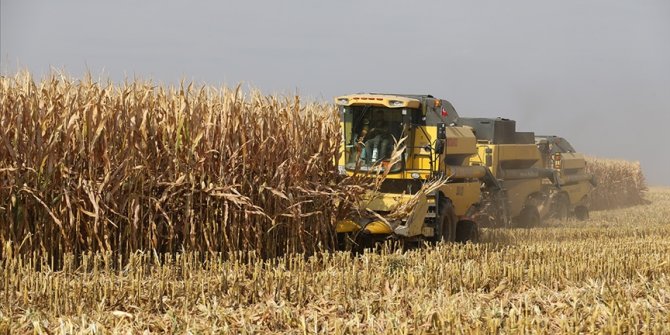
[586,156,648,210]
[0,72,370,262]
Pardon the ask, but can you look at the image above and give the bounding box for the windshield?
[552,137,576,153]
[536,136,576,153]
[343,106,407,173]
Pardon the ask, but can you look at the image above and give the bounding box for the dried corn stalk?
[586,156,648,210]
[0,72,366,262]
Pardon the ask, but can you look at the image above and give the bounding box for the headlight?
[411,172,421,180]
[389,100,404,107]
[337,98,349,105]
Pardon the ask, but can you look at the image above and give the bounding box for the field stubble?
[2,188,670,334]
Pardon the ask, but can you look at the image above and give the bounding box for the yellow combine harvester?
[536,135,595,220]
[334,94,485,247]
[457,118,595,227]
[457,117,549,227]
[333,93,595,248]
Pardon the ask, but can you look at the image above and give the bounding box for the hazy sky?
[2,1,669,185]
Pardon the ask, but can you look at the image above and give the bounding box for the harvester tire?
[437,197,457,242]
[552,196,570,221]
[351,231,369,254]
[574,206,589,221]
[517,207,540,228]
[455,220,478,243]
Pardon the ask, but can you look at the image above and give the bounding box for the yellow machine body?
[470,143,545,218]
[552,152,592,205]
[334,97,595,237]
[536,136,595,219]
[334,93,482,242]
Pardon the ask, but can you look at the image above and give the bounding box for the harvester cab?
[334,94,484,248]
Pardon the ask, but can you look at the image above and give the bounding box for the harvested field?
[2,188,669,333]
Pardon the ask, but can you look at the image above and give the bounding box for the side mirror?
[435,139,445,154]
[437,123,446,139]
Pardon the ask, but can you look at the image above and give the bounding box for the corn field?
[0,72,664,333]
[2,188,669,334]
[0,73,369,263]
[586,156,648,210]
[0,73,650,264]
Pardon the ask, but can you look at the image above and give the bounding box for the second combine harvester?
[334,93,594,248]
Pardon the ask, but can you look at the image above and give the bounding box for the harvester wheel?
[517,207,540,228]
[455,220,478,243]
[574,206,589,221]
[437,197,457,242]
[343,230,371,254]
[552,196,570,221]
